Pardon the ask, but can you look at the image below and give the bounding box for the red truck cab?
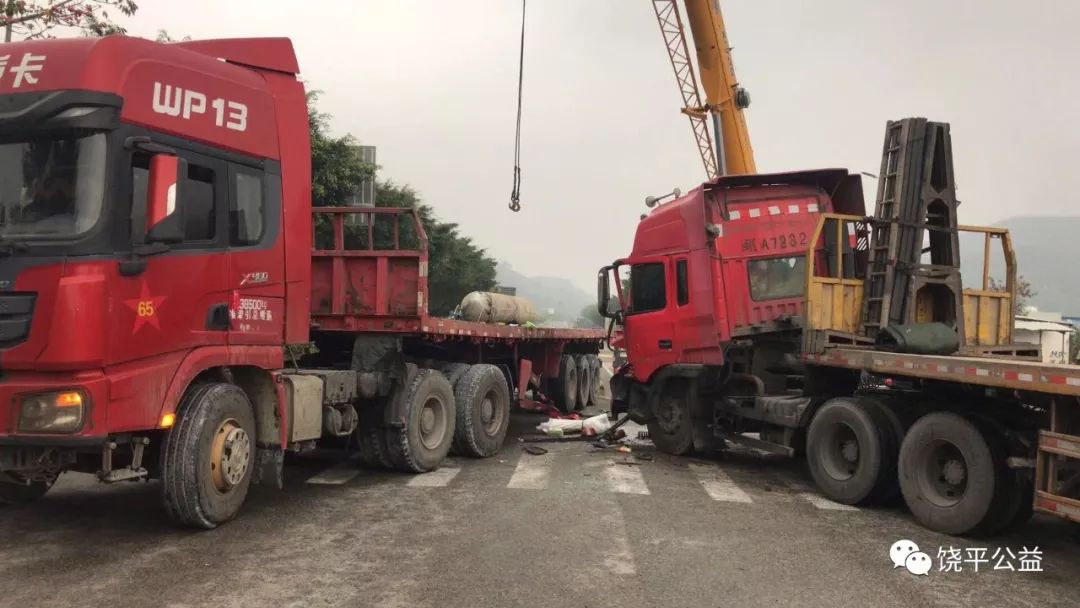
[0,36,310,508]
[600,169,865,381]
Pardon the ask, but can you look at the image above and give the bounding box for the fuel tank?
[458,291,538,324]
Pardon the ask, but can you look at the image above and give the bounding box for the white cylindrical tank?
[459,291,538,324]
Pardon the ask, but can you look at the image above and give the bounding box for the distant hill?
[495,261,592,324]
[959,216,1080,315]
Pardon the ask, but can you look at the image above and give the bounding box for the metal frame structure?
[651,0,719,181]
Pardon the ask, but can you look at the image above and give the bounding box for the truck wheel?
[860,399,907,503]
[553,355,578,413]
[441,363,471,388]
[0,473,56,505]
[898,412,999,535]
[575,355,592,411]
[384,369,456,473]
[453,364,511,458]
[806,397,893,505]
[161,383,256,529]
[357,399,394,469]
[965,419,1024,536]
[587,355,602,405]
[648,380,694,455]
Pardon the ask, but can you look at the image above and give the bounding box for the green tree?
[1071,329,1079,364]
[1,1,137,42]
[308,91,375,206]
[376,181,496,316]
[576,303,604,329]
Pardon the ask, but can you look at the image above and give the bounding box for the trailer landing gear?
[161,383,257,529]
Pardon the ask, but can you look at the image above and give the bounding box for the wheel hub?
[480,397,494,424]
[418,396,448,450]
[210,420,251,492]
[840,439,860,463]
[656,396,683,434]
[942,459,966,486]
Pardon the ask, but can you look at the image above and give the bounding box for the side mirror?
[597,266,612,319]
[144,154,186,244]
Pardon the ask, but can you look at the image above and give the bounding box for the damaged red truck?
[0,36,602,527]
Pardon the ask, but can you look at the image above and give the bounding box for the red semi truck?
[600,120,1080,536]
[0,36,602,527]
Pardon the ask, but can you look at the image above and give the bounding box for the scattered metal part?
[519,434,590,444]
[615,458,641,466]
[637,430,650,440]
[523,446,548,456]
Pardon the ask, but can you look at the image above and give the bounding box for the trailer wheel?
[384,369,456,473]
[553,355,578,413]
[575,355,592,411]
[587,355,602,405]
[806,397,893,505]
[898,412,999,535]
[161,383,256,529]
[648,379,694,455]
[0,473,56,505]
[964,419,1025,536]
[453,364,511,458]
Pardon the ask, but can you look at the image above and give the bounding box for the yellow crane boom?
[652,0,756,178]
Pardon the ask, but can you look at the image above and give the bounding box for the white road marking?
[798,492,859,511]
[406,467,460,487]
[689,463,753,503]
[605,462,651,495]
[507,456,551,490]
[306,460,362,485]
[780,476,860,511]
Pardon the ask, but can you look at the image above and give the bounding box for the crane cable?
[508,0,526,212]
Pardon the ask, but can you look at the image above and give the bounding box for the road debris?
[523,446,548,456]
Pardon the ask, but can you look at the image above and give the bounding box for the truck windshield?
[0,133,106,239]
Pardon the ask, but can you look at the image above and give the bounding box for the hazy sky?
[122,0,1080,292]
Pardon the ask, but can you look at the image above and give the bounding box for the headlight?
[17,390,86,433]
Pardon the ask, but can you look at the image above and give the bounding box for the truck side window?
[676,259,689,306]
[231,171,263,245]
[630,262,666,313]
[184,163,216,241]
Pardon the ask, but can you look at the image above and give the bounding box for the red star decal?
[123,282,167,333]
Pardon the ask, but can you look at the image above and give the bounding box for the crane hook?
[508,0,526,212]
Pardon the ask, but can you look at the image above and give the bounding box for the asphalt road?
[1,412,1078,608]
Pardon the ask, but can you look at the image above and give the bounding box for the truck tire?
[587,355,602,405]
[0,473,55,505]
[357,399,394,469]
[806,397,894,505]
[553,355,578,413]
[161,383,256,529]
[648,379,694,455]
[453,364,511,457]
[898,412,999,535]
[860,398,907,503]
[384,369,456,473]
[575,355,591,411]
[441,363,471,388]
[964,418,1023,536]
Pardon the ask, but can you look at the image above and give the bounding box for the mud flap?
[251,447,283,489]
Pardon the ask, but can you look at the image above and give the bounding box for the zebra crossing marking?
[305,459,362,485]
[605,462,651,495]
[689,463,753,503]
[407,467,461,488]
[507,457,551,490]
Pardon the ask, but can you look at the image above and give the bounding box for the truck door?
[226,164,285,346]
[108,148,231,367]
[622,257,676,380]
